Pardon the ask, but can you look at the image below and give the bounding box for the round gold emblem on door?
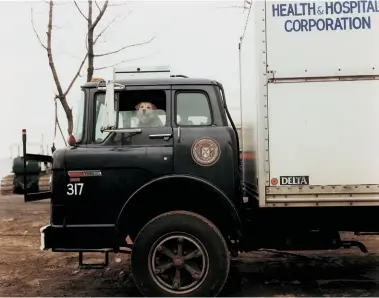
[191,138,221,167]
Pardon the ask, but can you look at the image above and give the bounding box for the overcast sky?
[0,0,247,158]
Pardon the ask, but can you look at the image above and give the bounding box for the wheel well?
[117,176,242,242]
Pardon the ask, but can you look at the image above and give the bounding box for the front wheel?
[131,210,230,297]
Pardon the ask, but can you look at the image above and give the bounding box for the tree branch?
[108,2,128,7]
[47,1,63,98]
[94,54,153,70]
[74,1,88,21]
[93,16,117,45]
[94,36,155,57]
[90,0,108,30]
[31,7,47,50]
[54,50,82,60]
[57,118,68,146]
[95,0,101,13]
[94,9,131,45]
[63,53,88,97]
[54,98,68,146]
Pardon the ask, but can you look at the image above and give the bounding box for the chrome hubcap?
[149,234,209,294]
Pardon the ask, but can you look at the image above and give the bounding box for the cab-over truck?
[23,1,379,296]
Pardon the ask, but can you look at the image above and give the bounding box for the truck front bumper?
[40,224,52,250]
[38,224,120,251]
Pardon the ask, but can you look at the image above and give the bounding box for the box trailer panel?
[267,79,379,187]
[265,0,379,78]
[240,1,267,197]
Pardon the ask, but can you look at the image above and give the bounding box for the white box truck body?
[240,0,379,208]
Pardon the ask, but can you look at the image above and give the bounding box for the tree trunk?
[87,0,94,82]
[32,0,153,139]
[59,96,73,136]
[46,1,74,136]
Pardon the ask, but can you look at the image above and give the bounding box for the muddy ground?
[2,194,379,296]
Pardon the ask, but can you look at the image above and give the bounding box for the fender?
[116,174,243,234]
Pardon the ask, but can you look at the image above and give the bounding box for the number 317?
[67,183,84,196]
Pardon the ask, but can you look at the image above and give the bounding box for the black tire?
[13,183,38,194]
[12,157,41,175]
[131,210,230,297]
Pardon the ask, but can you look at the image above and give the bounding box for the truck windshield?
[94,93,110,142]
[71,90,85,143]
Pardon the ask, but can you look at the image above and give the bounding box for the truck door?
[171,85,238,199]
[64,86,174,225]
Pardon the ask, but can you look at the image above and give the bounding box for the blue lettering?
[287,4,299,16]
[349,1,358,13]
[272,1,377,32]
[342,2,350,13]
[282,16,371,32]
[325,18,334,30]
[325,1,334,14]
[280,4,287,16]
[334,17,343,29]
[284,20,293,32]
[292,20,301,31]
[362,0,368,13]
[367,0,379,12]
[288,3,305,16]
[272,2,320,17]
[362,16,372,28]
[286,4,294,16]
[308,3,316,15]
[324,0,379,15]
[272,4,280,17]
[300,19,308,30]
[335,2,343,14]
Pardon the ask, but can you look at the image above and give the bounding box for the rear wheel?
[131,210,230,297]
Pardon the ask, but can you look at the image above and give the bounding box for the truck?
[22,0,379,296]
[1,141,51,195]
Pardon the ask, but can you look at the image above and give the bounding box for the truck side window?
[94,90,167,143]
[118,90,167,129]
[175,92,212,126]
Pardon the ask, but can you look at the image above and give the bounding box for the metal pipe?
[22,129,27,200]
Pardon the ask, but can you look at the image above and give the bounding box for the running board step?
[78,249,112,269]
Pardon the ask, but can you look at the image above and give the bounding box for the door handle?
[149,133,173,140]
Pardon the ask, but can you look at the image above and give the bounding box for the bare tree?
[31,0,155,137]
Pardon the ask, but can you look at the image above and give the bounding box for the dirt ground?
[2,195,379,297]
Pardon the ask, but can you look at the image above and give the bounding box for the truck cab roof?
[81,77,222,88]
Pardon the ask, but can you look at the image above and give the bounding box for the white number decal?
[67,183,84,196]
